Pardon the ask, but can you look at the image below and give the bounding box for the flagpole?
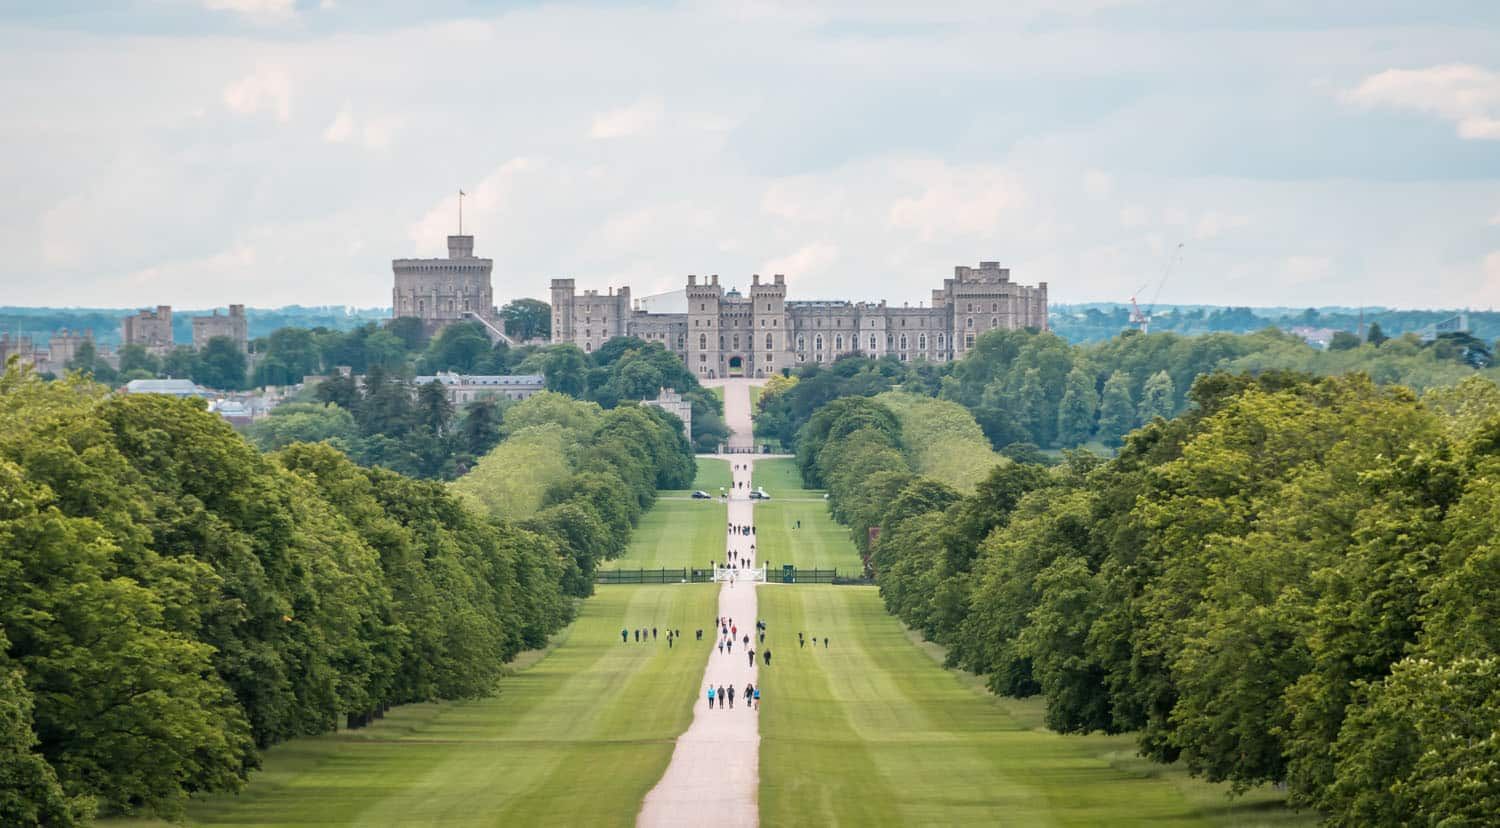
[458,190,463,236]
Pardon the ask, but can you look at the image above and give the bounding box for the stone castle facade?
[550,262,1047,378]
[191,304,248,353]
[392,235,497,336]
[122,305,174,354]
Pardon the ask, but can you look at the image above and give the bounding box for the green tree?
[1136,370,1175,424]
[1366,321,1387,346]
[421,322,491,373]
[117,343,161,376]
[1055,365,1098,446]
[501,298,551,341]
[193,336,247,390]
[1327,330,1361,351]
[0,635,90,826]
[1096,370,1135,445]
[543,345,588,397]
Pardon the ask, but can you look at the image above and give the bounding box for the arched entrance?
[727,356,744,376]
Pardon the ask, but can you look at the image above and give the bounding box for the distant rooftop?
[124,378,204,396]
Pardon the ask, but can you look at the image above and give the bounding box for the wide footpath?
[113,381,1307,827]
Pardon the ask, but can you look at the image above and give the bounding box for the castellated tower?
[686,274,724,377]
[392,234,495,336]
[750,273,787,377]
[550,278,577,344]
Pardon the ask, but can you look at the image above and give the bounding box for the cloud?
[203,0,297,25]
[1194,211,1250,240]
[322,106,354,143]
[590,97,664,139]
[1083,170,1113,200]
[762,243,840,278]
[886,161,1027,242]
[1344,64,1500,141]
[223,65,292,122]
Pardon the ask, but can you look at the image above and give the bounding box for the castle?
[550,263,1047,378]
[392,235,500,337]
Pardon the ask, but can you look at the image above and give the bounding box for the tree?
[66,340,117,384]
[421,322,491,373]
[193,336,247,390]
[0,636,89,826]
[1055,366,1098,446]
[1327,331,1361,351]
[415,381,454,435]
[117,344,161,376]
[543,345,588,397]
[162,346,197,379]
[460,398,503,456]
[1136,370,1175,424]
[1366,321,1387,346]
[501,298,551,341]
[1096,370,1135,445]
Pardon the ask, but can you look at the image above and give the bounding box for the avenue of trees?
[757,327,1499,456]
[451,391,697,594]
[805,372,1500,825]
[243,330,727,480]
[0,364,621,823]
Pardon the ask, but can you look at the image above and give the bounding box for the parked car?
[749,487,771,500]
[691,490,712,499]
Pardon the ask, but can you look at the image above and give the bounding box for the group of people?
[728,522,755,536]
[797,631,829,649]
[707,682,758,710]
[622,626,687,648]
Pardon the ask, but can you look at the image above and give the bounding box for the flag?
[459,189,466,196]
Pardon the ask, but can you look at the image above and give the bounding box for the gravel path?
[638,379,763,827]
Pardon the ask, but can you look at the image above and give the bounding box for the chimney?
[711,274,719,287]
[774,274,784,286]
[689,274,697,286]
[752,273,761,286]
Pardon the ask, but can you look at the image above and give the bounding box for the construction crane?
[1129,242,1184,334]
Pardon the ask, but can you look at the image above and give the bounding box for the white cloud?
[1282,254,1334,285]
[762,243,840,279]
[223,65,292,122]
[886,161,1027,242]
[203,0,297,25]
[1490,211,1500,226]
[1344,64,1500,141]
[322,106,355,143]
[1194,211,1250,240]
[1083,170,1113,200]
[590,97,664,139]
[1119,205,1149,227]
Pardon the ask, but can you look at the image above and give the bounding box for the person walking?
[753,686,761,709]
[718,640,724,655]
[727,685,736,709]
[747,648,755,667]
[798,633,804,648]
[763,648,771,666]
[727,638,733,654]
[652,627,657,640]
[707,685,716,709]
[668,633,674,649]
[696,629,703,641]
[718,685,727,710]
[744,683,754,712]
[824,637,829,648]
[621,628,628,643]
[635,629,640,643]
[742,634,750,648]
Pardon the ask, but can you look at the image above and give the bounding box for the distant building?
[411,372,546,405]
[0,333,38,370]
[122,305,175,353]
[641,387,693,441]
[393,235,507,341]
[39,329,94,375]
[550,262,1047,378]
[192,305,248,353]
[124,378,206,397]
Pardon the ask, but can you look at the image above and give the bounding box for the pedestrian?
[668,634,674,649]
[754,686,761,708]
[635,629,640,643]
[707,685,716,709]
[763,648,771,666]
[621,628,628,643]
[824,637,829,648]
[728,685,736,709]
[718,640,724,654]
[742,634,749,648]
[721,624,728,636]
[652,627,657,640]
[718,685,727,710]
[732,624,737,638]
[747,648,755,667]
[798,635,804,649]
[727,639,733,654]
[759,631,765,644]
[745,683,754,712]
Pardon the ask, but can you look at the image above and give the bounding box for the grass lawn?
[681,456,731,494]
[758,586,1312,827]
[751,457,812,495]
[613,497,727,570]
[755,500,862,571]
[112,585,717,828]
[748,383,762,413]
[709,385,725,402]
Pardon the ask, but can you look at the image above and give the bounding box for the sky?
[1,1,1499,311]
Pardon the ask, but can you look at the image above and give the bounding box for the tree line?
[0,359,696,824]
[758,326,1500,456]
[803,371,1500,825]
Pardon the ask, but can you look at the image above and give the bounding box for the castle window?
[733,334,740,350]
[991,317,998,328]
[773,319,778,326]
[765,333,773,350]
[767,303,772,311]
[901,319,906,327]
[868,334,877,351]
[585,342,592,353]
[700,333,707,349]
[797,335,805,351]
[966,334,975,349]
[967,318,974,329]
[918,334,927,350]
[814,335,823,351]
[816,353,824,363]
[760,319,765,327]
[677,335,685,349]
[694,320,699,326]
[967,303,973,312]
[700,304,705,311]
[700,353,706,362]
[900,334,908,350]
[719,336,725,349]
[992,302,999,312]
[766,353,773,362]
[938,334,946,349]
